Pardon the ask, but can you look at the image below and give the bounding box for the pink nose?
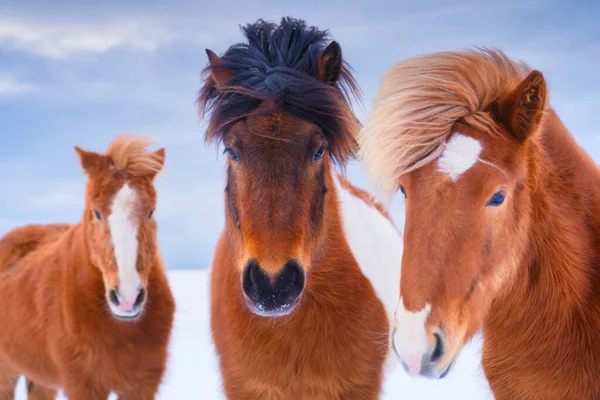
[395,331,446,378]
[108,288,146,313]
[404,353,423,375]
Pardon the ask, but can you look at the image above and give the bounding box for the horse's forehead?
[109,182,139,217]
[436,132,484,182]
[243,110,317,139]
[101,177,154,215]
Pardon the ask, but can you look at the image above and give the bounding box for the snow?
[14,270,493,399]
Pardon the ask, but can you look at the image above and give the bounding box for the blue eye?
[486,191,506,207]
[312,146,326,161]
[148,210,155,219]
[224,146,239,162]
[400,185,407,198]
[93,209,101,220]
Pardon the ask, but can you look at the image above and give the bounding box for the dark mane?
[197,17,361,165]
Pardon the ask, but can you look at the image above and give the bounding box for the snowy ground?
[15,270,493,399]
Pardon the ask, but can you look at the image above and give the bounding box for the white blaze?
[437,133,482,182]
[393,300,432,375]
[108,184,140,303]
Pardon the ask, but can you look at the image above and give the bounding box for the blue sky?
[0,0,598,269]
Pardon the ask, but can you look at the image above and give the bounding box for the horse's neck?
[327,167,403,326]
[497,109,600,324]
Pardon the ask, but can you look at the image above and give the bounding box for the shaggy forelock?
[107,135,163,177]
[197,17,361,165]
[359,48,529,195]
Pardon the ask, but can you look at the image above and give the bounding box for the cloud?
[1,0,597,271]
[0,17,175,59]
[0,76,35,96]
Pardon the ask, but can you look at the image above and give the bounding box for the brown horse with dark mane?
[0,136,175,399]
[361,49,600,399]
[200,18,403,399]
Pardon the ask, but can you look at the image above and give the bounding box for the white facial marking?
[437,133,482,182]
[333,171,403,371]
[393,300,432,376]
[108,183,141,316]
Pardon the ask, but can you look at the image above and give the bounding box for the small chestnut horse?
[361,49,600,399]
[199,18,402,399]
[0,136,175,399]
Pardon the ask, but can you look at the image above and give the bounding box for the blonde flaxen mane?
[107,135,163,177]
[359,48,530,195]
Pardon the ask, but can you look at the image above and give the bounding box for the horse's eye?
[224,146,239,162]
[93,209,101,220]
[148,210,155,219]
[486,191,506,207]
[400,185,407,198]
[312,146,326,161]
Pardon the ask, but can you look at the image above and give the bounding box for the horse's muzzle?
[242,259,305,318]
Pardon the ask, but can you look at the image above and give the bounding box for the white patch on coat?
[392,301,432,376]
[333,172,403,371]
[437,133,482,181]
[108,183,141,315]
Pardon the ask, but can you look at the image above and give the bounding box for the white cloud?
[1,0,597,272]
[0,17,175,59]
[0,76,35,96]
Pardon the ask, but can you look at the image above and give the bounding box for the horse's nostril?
[430,332,444,364]
[281,260,305,293]
[109,289,120,307]
[249,263,261,286]
[243,260,269,301]
[134,288,146,309]
[280,265,296,285]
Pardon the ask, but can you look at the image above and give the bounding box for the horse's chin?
[398,357,455,380]
[108,306,144,321]
[111,311,142,321]
[245,298,300,318]
[428,359,454,379]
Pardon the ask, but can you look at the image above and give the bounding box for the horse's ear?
[492,70,547,142]
[317,41,343,84]
[74,146,110,175]
[148,148,165,180]
[205,49,233,88]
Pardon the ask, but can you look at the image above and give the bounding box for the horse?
[198,17,403,399]
[0,135,175,399]
[360,48,600,399]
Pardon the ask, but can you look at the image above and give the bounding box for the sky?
[0,0,598,269]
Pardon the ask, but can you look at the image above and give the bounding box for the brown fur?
[202,20,392,398]
[209,109,390,399]
[0,135,175,399]
[361,49,600,399]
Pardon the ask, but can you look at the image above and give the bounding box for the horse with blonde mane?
[360,49,600,399]
[199,17,402,399]
[0,135,175,399]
